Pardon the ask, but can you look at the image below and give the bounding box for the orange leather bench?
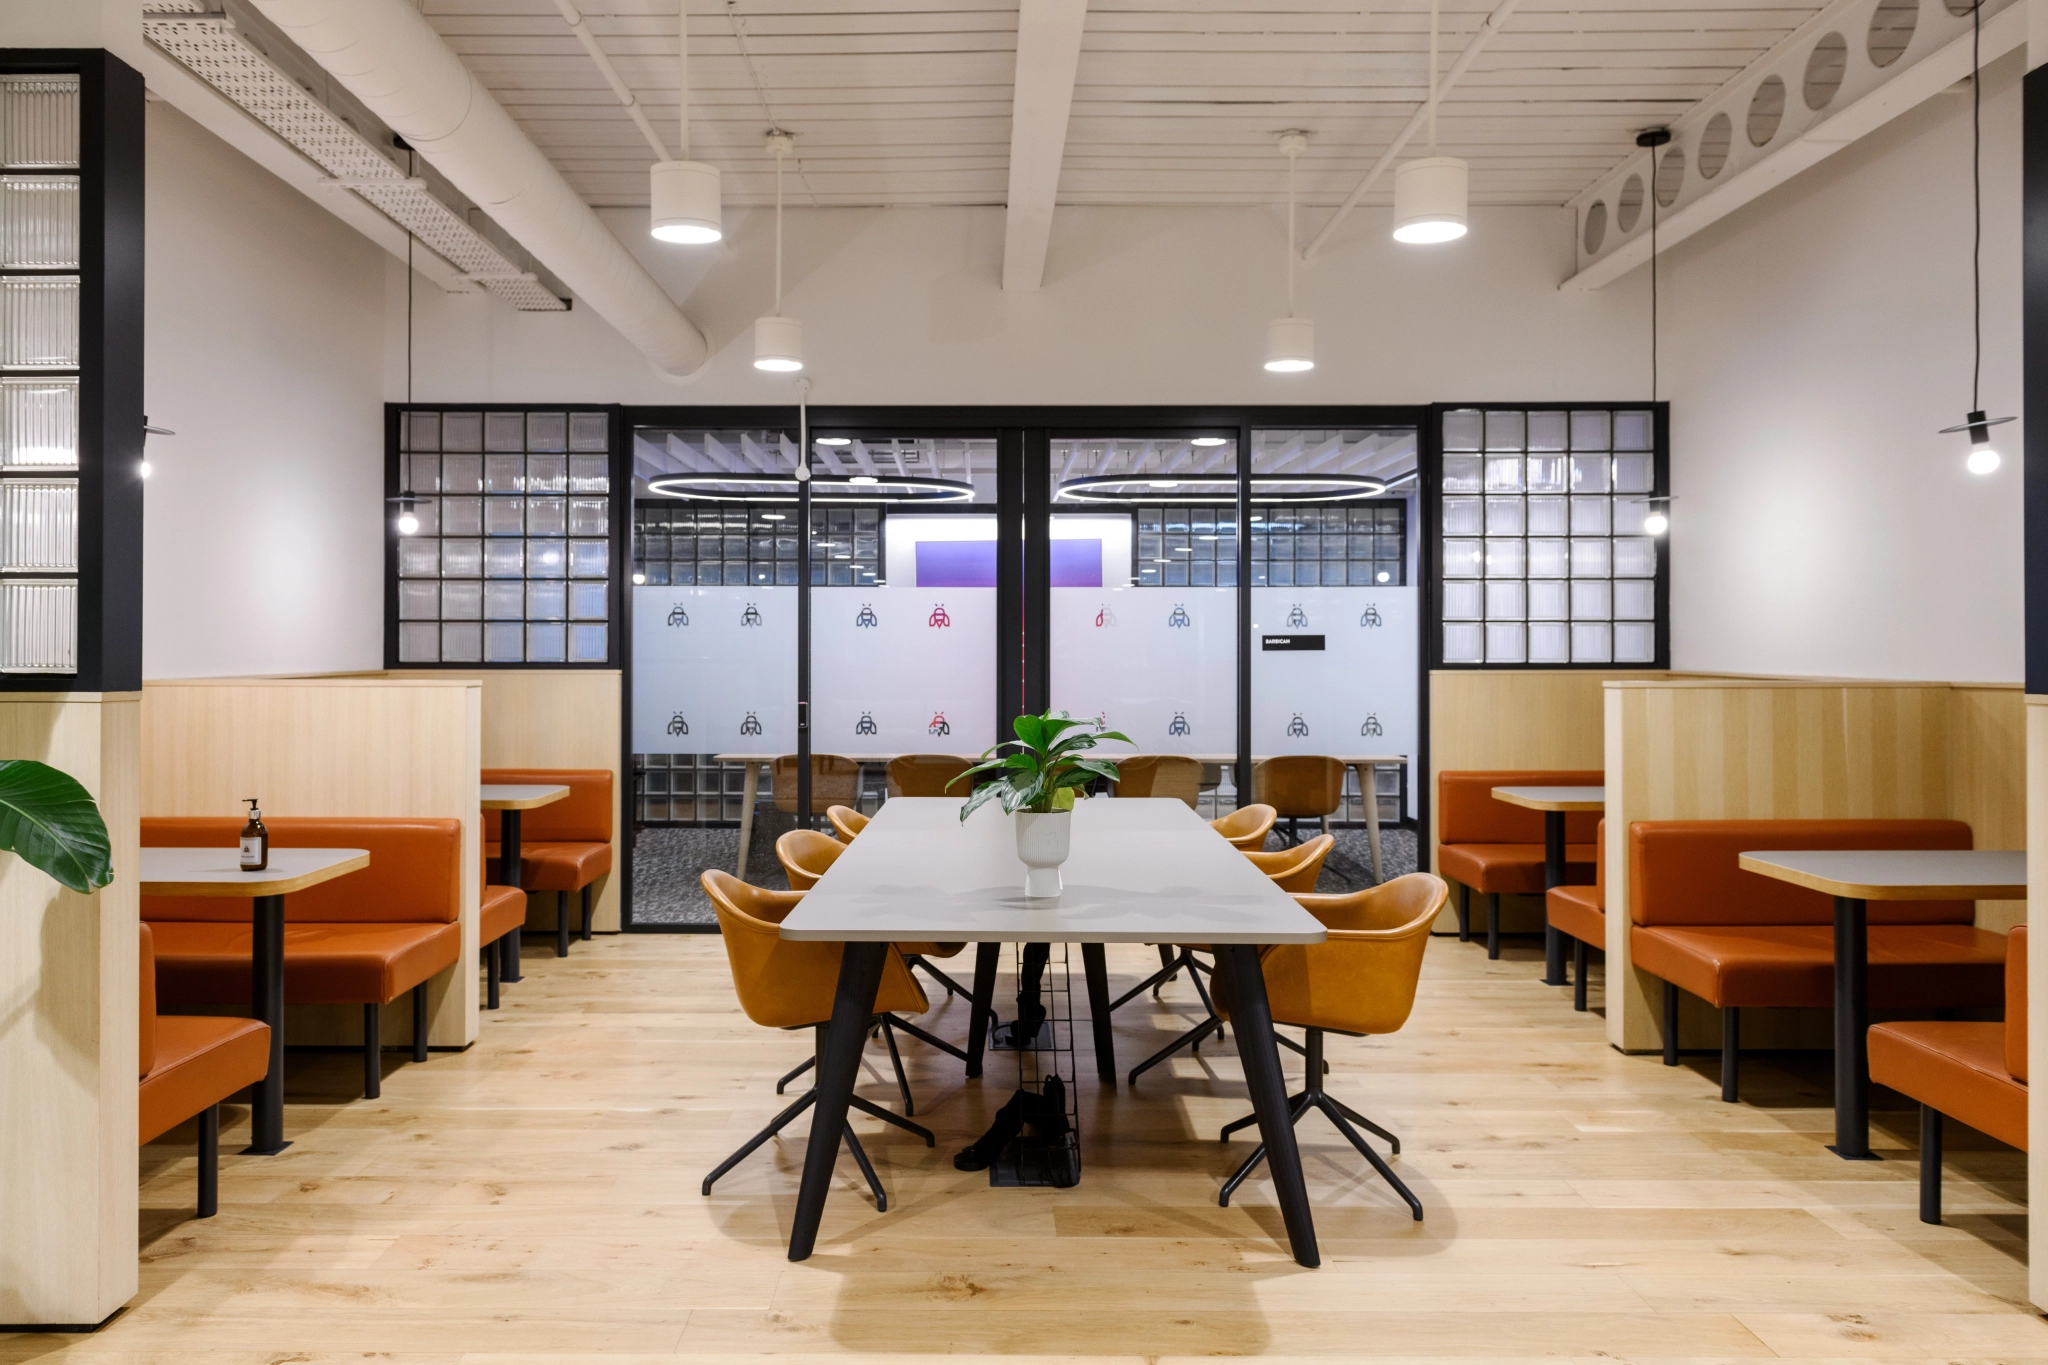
[1870,925,2026,1225]
[483,767,614,959]
[139,923,270,1219]
[1436,769,1600,959]
[1545,819,1605,1012]
[479,836,527,1011]
[1630,819,2006,1103]
[143,816,463,1101]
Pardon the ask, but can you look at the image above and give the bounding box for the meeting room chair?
[771,754,861,816]
[699,870,934,1209]
[1114,755,1203,808]
[826,804,868,842]
[1213,872,1446,1220]
[1124,835,1338,1087]
[1211,803,1278,850]
[774,829,979,1088]
[887,753,975,797]
[1251,757,1347,845]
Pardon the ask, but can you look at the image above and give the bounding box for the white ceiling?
[424,1,1830,212]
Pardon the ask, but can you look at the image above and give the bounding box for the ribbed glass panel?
[0,78,79,169]
[1,578,75,672]
[0,176,77,268]
[1,377,76,466]
[2,479,76,571]
[1,276,78,367]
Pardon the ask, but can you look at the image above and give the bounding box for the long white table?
[779,796,1327,1267]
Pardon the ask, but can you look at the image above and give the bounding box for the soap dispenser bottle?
[239,798,269,872]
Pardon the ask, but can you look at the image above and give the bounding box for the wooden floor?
[6,932,2040,1362]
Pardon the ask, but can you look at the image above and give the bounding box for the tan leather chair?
[773,830,977,1083]
[700,871,934,1208]
[1214,873,1446,1218]
[771,754,862,814]
[826,805,868,842]
[887,754,974,798]
[1115,755,1203,809]
[1251,757,1347,845]
[1211,804,1277,850]
[1124,835,1341,1087]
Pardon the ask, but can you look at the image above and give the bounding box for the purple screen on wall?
[914,539,1102,587]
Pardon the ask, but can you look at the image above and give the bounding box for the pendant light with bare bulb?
[1265,131,1314,373]
[753,131,803,372]
[649,0,723,243]
[1938,0,2013,474]
[1393,0,1468,244]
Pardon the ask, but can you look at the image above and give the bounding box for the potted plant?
[0,759,113,894]
[951,711,1130,897]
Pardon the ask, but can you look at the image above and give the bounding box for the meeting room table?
[1737,848,2026,1161]
[481,783,567,981]
[777,795,1328,1266]
[139,845,371,1155]
[1491,784,1605,985]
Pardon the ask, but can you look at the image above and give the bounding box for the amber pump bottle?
[239,798,269,872]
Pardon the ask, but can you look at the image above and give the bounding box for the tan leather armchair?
[1115,755,1203,808]
[1243,833,1336,894]
[1211,803,1277,850]
[826,805,868,842]
[1251,756,1347,844]
[886,753,976,797]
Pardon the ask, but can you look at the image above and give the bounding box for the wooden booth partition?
[139,678,482,1048]
[0,693,140,1328]
[1604,679,2023,1054]
[2028,696,2048,1313]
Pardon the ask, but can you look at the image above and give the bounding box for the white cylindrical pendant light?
[1264,317,1314,372]
[651,160,722,242]
[1393,156,1468,243]
[754,314,803,372]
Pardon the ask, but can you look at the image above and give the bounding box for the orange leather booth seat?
[481,883,527,946]
[1868,925,2027,1154]
[1545,819,1606,948]
[142,816,463,1009]
[483,767,615,892]
[138,923,271,1146]
[1628,820,2006,1011]
[1435,770,1601,895]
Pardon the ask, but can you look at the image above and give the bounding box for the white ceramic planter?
[1015,809,1072,898]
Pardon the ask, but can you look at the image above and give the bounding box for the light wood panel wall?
[1952,684,2026,932]
[2025,697,2047,1313]
[0,692,139,1327]
[378,670,622,933]
[139,679,482,1048]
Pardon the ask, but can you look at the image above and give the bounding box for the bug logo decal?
[739,711,763,736]
[1168,712,1191,737]
[666,604,690,627]
[927,603,952,628]
[666,712,690,736]
[1286,713,1310,738]
[741,602,763,627]
[855,711,878,736]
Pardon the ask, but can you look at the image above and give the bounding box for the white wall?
[143,101,388,679]
[1664,53,2024,683]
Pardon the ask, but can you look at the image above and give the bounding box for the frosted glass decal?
[811,583,995,749]
[1251,586,1419,770]
[1051,585,1234,751]
[633,586,796,752]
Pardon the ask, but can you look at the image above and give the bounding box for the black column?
[1235,426,1253,808]
[997,429,1025,744]
[1022,429,1050,716]
[2026,65,2048,689]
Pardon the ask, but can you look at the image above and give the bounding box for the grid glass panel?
[393,409,613,664]
[1438,406,1660,666]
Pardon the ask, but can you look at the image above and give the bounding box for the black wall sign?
[1261,635,1326,652]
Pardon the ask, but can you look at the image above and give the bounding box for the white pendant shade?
[650,160,723,243]
[1264,316,1315,372]
[754,314,804,372]
[1393,156,1468,243]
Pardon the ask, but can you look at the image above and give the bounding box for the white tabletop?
[1738,849,2028,901]
[779,796,1327,945]
[1492,785,1606,811]
[140,846,370,897]
[480,784,570,810]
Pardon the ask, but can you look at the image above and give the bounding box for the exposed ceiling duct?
[245,0,711,378]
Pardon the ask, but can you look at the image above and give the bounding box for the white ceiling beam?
[1000,0,1088,291]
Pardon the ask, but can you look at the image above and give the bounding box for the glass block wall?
[632,501,883,586]
[1128,502,1404,587]
[393,408,616,664]
[1437,407,1663,666]
[0,77,80,673]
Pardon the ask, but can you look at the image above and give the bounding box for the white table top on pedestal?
[139,847,370,898]
[779,796,1327,945]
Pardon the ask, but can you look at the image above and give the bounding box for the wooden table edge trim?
[1490,789,1605,813]
[1736,854,2028,902]
[140,850,372,898]
[480,788,571,810]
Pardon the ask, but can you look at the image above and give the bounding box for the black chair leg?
[1662,981,1679,1066]
[1128,1015,1220,1086]
[557,891,570,958]
[878,1015,915,1116]
[484,941,501,1010]
[1485,893,1500,960]
[413,983,430,1063]
[581,883,594,940]
[196,1103,219,1218]
[1572,939,1589,1011]
[1919,1104,1944,1225]
[363,1002,381,1099]
[1457,884,1471,942]
[1720,1006,1739,1102]
[777,1055,816,1094]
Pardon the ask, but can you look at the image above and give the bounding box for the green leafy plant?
[0,759,112,894]
[949,711,1132,822]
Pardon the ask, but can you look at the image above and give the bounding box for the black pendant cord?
[1972,0,1983,413]
[1650,182,1658,402]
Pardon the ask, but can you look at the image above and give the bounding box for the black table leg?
[500,809,523,985]
[1830,894,1876,1160]
[965,942,1000,1079]
[244,893,290,1155]
[1081,943,1116,1087]
[1542,810,1567,986]
[788,941,889,1261]
[1211,943,1319,1268]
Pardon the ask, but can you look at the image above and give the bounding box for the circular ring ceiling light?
[645,472,975,503]
[1054,473,1388,505]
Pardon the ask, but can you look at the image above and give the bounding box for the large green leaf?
[0,759,111,894]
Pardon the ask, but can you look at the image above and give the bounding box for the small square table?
[140,846,371,1155]
[1737,848,2026,1160]
[481,784,568,979]
[778,796,1328,1266]
[1491,785,1605,985]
